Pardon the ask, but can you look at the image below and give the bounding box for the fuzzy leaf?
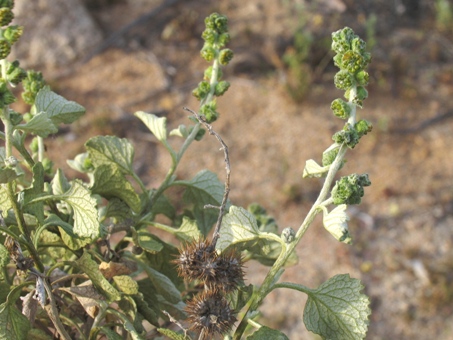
[0,168,17,184]
[35,86,85,125]
[136,232,164,254]
[323,204,352,244]
[303,274,371,340]
[0,245,9,270]
[85,136,135,175]
[177,170,224,206]
[91,164,141,213]
[150,192,175,219]
[247,326,289,340]
[0,302,31,340]
[134,111,167,141]
[142,265,181,304]
[23,163,45,223]
[76,252,121,302]
[216,206,260,252]
[157,328,188,340]
[303,159,329,178]
[0,186,11,217]
[113,276,139,295]
[15,111,57,137]
[60,180,100,239]
[175,217,203,241]
[104,198,134,222]
[51,169,70,195]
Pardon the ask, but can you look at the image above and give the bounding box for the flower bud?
[0,38,10,59]
[202,28,217,44]
[351,37,366,54]
[22,71,46,105]
[0,79,15,105]
[355,119,373,137]
[6,60,26,85]
[355,70,369,86]
[332,123,359,148]
[201,44,216,62]
[200,101,218,123]
[214,80,230,96]
[219,48,234,65]
[281,227,295,244]
[5,156,17,167]
[0,7,13,26]
[3,25,23,44]
[331,173,371,205]
[334,70,354,90]
[0,1,14,9]
[331,98,351,119]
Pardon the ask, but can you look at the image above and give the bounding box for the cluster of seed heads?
[175,238,244,338]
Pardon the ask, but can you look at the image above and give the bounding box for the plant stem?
[233,88,358,339]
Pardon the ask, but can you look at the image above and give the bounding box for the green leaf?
[303,274,371,340]
[15,111,58,137]
[0,186,11,217]
[41,214,92,250]
[114,276,139,295]
[174,217,203,241]
[23,162,45,223]
[85,136,135,175]
[104,198,134,222]
[75,251,121,302]
[150,192,175,219]
[246,326,289,340]
[96,327,123,340]
[91,164,141,213]
[216,206,260,252]
[157,328,189,340]
[34,86,85,125]
[0,302,31,340]
[133,294,159,327]
[134,111,167,142]
[0,168,17,184]
[51,169,70,195]
[192,204,218,236]
[0,244,9,271]
[60,180,100,239]
[176,170,224,207]
[142,265,182,304]
[135,232,164,254]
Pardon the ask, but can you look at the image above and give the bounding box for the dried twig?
[183,107,230,247]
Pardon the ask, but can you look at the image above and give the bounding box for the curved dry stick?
[183,107,230,247]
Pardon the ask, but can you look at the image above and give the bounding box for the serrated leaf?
[91,164,141,213]
[134,111,167,141]
[303,159,329,178]
[15,111,58,137]
[113,276,139,295]
[176,170,224,206]
[303,274,371,340]
[76,251,121,302]
[246,326,289,340]
[157,328,188,340]
[216,206,260,252]
[42,214,92,250]
[60,180,100,239]
[35,86,85,125]
[85,136,135,175]
[0,302,31,340]
[174,217,203,241]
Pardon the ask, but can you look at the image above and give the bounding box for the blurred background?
[11,0,453,338]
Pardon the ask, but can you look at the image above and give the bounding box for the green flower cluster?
[192,13,233,123]
[331,173,371,205]
[330,27,373,149]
